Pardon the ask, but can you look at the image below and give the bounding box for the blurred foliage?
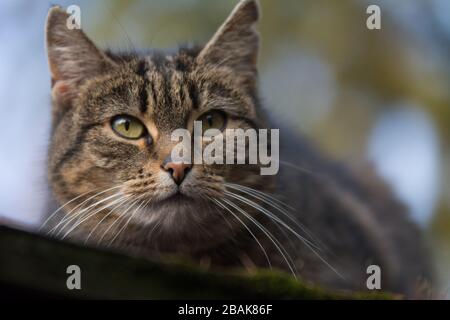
[84,0,450,144]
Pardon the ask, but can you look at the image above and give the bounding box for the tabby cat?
[43,0,432,297]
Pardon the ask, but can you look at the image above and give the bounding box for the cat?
[43,0,432,297]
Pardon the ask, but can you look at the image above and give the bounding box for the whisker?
[209,197,272,270]
[55,191,123,238]
[226,191,344,280]
[84,196,131,244]
[108,196,149,246]
[60,193,127,240]
[47,185,123,236]
[226,182,294,210]
[224,186,304,262]
[225,183,328,253]
[220,197,297,278]
[39,190,94,231]
[279,160,319,177]
[226,191,321,252]
[198,193,235,231]
[143,201,164,241]
[97,195,143,244]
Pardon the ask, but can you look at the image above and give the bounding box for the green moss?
[0,225,394,299]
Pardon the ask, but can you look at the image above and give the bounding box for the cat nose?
[161,155,192,185]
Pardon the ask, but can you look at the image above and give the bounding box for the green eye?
[197,111,226,134]
[111,116,145,139]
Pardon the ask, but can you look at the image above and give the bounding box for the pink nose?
[162,156,192,185]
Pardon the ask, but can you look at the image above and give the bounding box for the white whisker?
[97,195,143,244]
[220,197,297,278]
[108,196,148,246]
[55,191,123,238]
[60,193,127,240]
[226,183,327,252]
[48,185,123,236]
[209,197,272,270]
[226,191,344,280]
[39,190,94,231]
[84,196,131,244]
[226,191,320,251]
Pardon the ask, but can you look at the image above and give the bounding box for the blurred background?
[0,0,448,295]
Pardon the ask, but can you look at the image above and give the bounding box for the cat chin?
[151,192,195,208]
[131,193,211,226]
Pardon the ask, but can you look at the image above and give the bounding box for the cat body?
[44,0,431,297]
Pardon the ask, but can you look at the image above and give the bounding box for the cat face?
[46,1,274,249]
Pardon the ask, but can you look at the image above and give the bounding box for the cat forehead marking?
[139,55,196,132]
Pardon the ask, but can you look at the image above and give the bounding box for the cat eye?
[197,111,226,135]
[111,115,146,140]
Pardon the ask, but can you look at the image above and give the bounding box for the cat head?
[46,0,275,250]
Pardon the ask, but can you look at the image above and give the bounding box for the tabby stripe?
[178,74,186,107]
[136,60,149,113]
[51,106,71,134]
[149,81,157,109]
[53,123,98,174]
[163,67,173,108]
[188,80,198,109]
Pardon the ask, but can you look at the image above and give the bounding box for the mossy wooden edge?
[0,225,395,299]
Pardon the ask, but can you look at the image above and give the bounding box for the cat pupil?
[124,120,130,131]
[207,115,213,127]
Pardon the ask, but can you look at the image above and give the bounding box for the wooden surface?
[0,225,392,299]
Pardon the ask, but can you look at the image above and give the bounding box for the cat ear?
[197,0,260,82]
[45,6,115,102]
